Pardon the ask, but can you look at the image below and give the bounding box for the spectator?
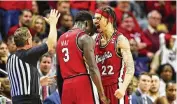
[129,39,150,77]
[118,13,152,57]
[32,0,39,15]
[149,74,160,102]
[31,15,47,40]
[7,9,36,37]
[150,33,177,73]
[6,35,17,54]
[39,53,57,101]
[143,10,162,53]
[145,1,176,33]
[130,1,148,29]
[96,1,109,9]
[157,64,176,96]
[127,76,138,103]
[0,1,32,39]
[132,77,138,93]
[56,1,70,14]
[114,1,141,31]
[57,13,73,38]
[0,78,11,99]
[0,41,8,78]
[131,72,153,104]
[165,81,177,104]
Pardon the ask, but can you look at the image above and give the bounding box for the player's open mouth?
[95,24,101,32]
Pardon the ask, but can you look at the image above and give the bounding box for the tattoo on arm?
[117,35,135,91]
[121,49,134,75]
[117,35,134,75]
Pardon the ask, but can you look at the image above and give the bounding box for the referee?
[6,9,60,104]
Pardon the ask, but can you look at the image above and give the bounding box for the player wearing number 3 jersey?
[93,6,135,104]
[56,11,109,104]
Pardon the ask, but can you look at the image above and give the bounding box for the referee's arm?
[44,9,60,51]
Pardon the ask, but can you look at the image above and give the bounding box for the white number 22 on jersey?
[62,48,69,62]
[102,65,114,75]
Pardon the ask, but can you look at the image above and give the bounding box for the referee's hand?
[44,9,60,26]
[40,76,54,86]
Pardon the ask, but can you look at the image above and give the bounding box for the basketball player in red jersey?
[93,6,135,104]
[56,11,109,104]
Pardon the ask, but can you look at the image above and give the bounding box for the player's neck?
[73,22,86,31]
[102,25,114,41]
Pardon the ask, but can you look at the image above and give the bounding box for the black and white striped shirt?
[6,43,48,97]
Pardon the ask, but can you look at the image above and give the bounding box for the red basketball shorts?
[62,75,100,104]
[103,83,129,104]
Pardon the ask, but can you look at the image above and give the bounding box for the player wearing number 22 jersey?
[93,6,135,104]
[94,31,129,104]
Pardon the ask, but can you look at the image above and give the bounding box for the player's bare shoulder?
[78,34,94,49]
[91,33,98,40]
[117,34,130,50]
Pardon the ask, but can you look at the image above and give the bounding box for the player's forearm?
[47,24,57,50]
[121,50,134,91]
[89,67,105,97]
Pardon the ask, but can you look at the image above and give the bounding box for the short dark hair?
[43,9,50,17]
[166,81,176,90]
[7,35,15,44]
[14,27,30,47]
[39,53,52,62]
[19,9,32,16]
[74,11,93,22]
[32,36,41,44]
[138,72,151,80]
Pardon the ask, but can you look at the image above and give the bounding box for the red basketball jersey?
[94,31,126,86]
[57,28,87,79]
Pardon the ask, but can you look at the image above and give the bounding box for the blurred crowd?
[0,1,176,104]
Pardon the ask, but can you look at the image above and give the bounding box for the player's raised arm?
[80,34,109,104]
[114,35,135,99]
[44,9,60,51]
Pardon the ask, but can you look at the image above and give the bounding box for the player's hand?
[100,95,110,104]
[44,9,60,26]
[114,89,125,99]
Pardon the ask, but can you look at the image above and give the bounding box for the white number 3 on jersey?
[62,48,69,62]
